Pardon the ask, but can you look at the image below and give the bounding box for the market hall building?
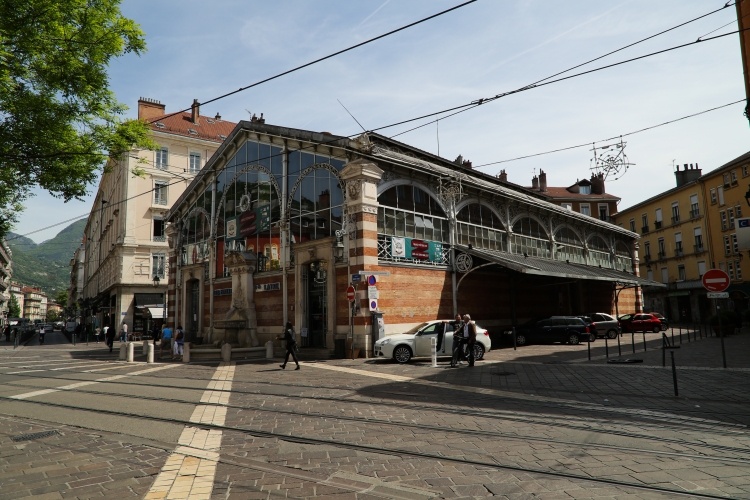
[164,120,661,358]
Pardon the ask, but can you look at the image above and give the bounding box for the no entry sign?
[346,286,356,302]
[702,269,730,292]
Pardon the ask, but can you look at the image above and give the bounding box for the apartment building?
[68,243,85,321]
[80,98,235,334]
[22,286,46,322]
[522,170,621,222]
[0,239,12,324]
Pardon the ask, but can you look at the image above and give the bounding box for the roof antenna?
[337,99,367,133]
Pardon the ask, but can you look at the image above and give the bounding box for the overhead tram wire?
[473,99,746,168]
[13,19,750,240]
[145,0,478,125]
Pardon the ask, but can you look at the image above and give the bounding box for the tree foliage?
[0,0,157,238]
[8,293,20,317]
[46,309,59,322]
[55,290,68,307]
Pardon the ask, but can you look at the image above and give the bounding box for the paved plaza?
[0,329,749,499]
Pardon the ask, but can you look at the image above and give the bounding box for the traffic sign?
[707,292,729,299]
[368,275,377,286]
[351,274,362,283]
[346,286,356,302]
[702,269,730,292]
[369,299,378,311]
[368,286,379,299]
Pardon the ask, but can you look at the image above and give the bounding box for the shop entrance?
[304,261,327,348]
[187,280,200,338]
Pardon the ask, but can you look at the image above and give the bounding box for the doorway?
[188,280,200,338]
[306,261,327,348]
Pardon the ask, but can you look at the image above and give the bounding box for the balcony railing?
[654,221,662,229]
[657,251,667,260]
[694,244,705,253]
[690,208,700,219]
[599,215,611,223]
[153,235,166,242]
[671,215,680,225]
[674,246,684,257]
[154,197,167,206]
[644,254,652,262]
[641,225,650,234]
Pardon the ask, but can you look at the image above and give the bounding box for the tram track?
[1,378,750,463]
[0,395,739,500]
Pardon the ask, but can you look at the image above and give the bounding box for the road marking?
[6,362,105,374]
[307,363,413,382]
[9,364,178,399]
[146,362,235,500]
[83,363,138,372]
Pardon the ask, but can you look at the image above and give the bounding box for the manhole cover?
[12,430,61,442]
[493,371,516,376]
[607,358,644,364]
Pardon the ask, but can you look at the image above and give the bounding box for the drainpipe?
[209,177,216,342]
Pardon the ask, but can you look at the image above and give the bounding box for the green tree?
[46,309,59,322]
[55,290,68,307]
[0,0,157,238]
[8,293,20,318]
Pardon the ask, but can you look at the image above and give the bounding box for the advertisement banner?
[391,236,444,262]
[226,205,272,241]
[187,241,210,264]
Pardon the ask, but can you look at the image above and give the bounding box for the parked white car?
[374,320,491,364]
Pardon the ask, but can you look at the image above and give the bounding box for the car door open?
[415,324,439,356]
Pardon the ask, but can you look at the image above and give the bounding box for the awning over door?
[147,307,164,319]
[456,245,666,288]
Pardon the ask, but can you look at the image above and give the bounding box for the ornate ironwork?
[212,163,282,230]
[285,162,346,219]
[590,137,634,181]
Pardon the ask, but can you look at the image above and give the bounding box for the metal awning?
[456,245,666,288]
[147,307,164,319]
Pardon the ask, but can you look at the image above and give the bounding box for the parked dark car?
[648,312,669,331]
[618,313,662,333]
[513,317,592,346]
[584,312,621,339]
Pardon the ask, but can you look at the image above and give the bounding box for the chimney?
[191,99,200,124]
[498,169,508,182]
[531,175,539,190]
[215,112,221,121]
[590,173,605,195]
[539,169,547,192]
[674,161,702,187]
[137,97,165,121]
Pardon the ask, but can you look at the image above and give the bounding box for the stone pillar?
[340,160,383,357]
[214,251,259,347]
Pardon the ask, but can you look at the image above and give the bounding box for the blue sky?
[18,0,749,242]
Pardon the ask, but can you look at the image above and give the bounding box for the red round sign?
[346,286,356,302]
[702,269,730,292]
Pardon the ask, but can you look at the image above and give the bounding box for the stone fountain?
[213,251,259,347]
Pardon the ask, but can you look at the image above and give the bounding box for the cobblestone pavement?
[0,337,749,499]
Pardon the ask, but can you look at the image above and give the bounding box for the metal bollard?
[670,350,679,396]
[604,335,609,358]
[14,334,18,350]
[126,342,134,363]
[119,343,127,360]
[617,332,621,357]
[671,329,674,346]
[142,339,149,356]
[631,332,635,354]
[147,343,154,363]
[430,337,438,367]
[183,343,190,363]
[678,327,682,344]
[265,340,274,359]
[72,332,76,346]
[679,324,682,342]
[512,327,517,351]
[642,328,647,351]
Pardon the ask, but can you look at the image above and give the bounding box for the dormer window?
[579,185,591,195]
[218,134,227,140]
[206,118,215,124]
[188,128,198,135]
[155,122,165,129]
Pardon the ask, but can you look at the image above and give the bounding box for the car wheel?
[660,323,668,332]
[515,333,527,346]
[474,343,485,360]
[607,329,618,339]
[652,325,660,334]
[393,345,412,364]
[568,334,580,345]
[589,333,596,342]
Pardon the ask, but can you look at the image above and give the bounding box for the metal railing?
[694,244,705,253]
[657,251,666,259]
[689,208,700,219]
[671,215,680,225]
[654,221,662,229]
[641,225,649,234]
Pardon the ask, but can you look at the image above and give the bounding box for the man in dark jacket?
[105,324,116,353]
[451,314,465,368]
[276,321,300,370]
[464,314,477,367]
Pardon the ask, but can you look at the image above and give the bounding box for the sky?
[16,0,750,243]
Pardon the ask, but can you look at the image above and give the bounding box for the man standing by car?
[451,314,466,368]
[464,314,477,367]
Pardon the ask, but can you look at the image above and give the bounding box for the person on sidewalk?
[119,321,128,342]
[451,314,465,368]
[464,314,477,367]
[276,321,300,370]
[173,326,184,360]
[105,325,116,353]
[160,324,173,359]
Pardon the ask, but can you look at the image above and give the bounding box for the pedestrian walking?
[95,326,102,343]
[119,321,128,342]
[451,314,465,368]
[105,325,116,352]
[159,324,173,359]
[38,325,45,345]
[152,323,160,345]
[173,326,184,360]
[74,323,82,342]
[464,314,477,367]
[276,321,300,370]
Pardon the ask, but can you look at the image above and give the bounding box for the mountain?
[6,219,87,298]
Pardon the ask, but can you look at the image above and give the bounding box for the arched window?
[377,185,448,242]
[587,235,611,267]
[554,227,585,264]
[456,204,506,251]
[510,217,550,258]
[614,241,633,271]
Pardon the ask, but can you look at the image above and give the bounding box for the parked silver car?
[584,312,621,339]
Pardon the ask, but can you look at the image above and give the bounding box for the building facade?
[9,282,24,317]
[80,98,236,334]
[68,243,85,321]
[0,239,12,325]
[165,121,658,358]
[21,286,46,321]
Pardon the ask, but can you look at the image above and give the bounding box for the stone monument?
[213,251,259,347]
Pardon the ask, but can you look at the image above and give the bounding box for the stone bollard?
[183,343,190,363]
[142,339,149,356]
[126,342,134,363]
[119,343,127,361]
[265,340,274,359]
[147,343,154,364]
[221,343,232,363]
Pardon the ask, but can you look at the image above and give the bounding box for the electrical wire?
[473,99,745,168]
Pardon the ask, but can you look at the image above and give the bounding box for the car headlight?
[379,338,391,345]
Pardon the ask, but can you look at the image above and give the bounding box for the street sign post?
[702,268,729,368]
[702,269,730,292]
[346,286,356,302]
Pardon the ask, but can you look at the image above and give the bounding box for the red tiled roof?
[149,112,237,143]
[526,186,620,200]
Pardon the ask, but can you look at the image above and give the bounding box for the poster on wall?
[186,241,210,264]
[226,205,272,241]
[390,236,444,262]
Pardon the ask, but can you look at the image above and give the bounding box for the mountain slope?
[7,218,87,298]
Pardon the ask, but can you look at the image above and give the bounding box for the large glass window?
[587,235,611,267]
[554,227,584,264]
[377,186,448,243]
[614,241,632,271]
[456,204,505,251]
[511,217,550,258]
[289,167,343,244]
